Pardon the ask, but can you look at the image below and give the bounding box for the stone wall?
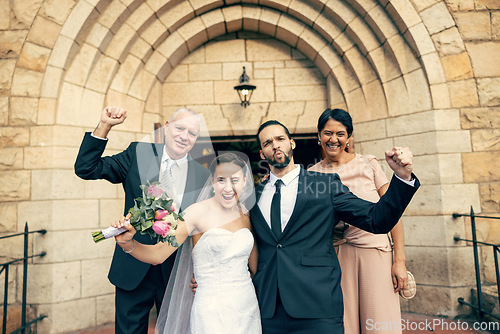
[0,0,498,333]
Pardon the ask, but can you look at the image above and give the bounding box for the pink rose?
[147,185,163,198]
[155,210,169,220]
[152,220,171,237]
[170,205,175,212]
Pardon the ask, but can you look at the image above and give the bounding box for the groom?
[74,107,209,333]
[251,120,419,333]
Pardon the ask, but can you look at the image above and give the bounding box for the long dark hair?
[317,108,353,137]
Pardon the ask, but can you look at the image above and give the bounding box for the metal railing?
[1,223,47,334]
[453,206,500,321]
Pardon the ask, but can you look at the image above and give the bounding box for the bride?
[112,152,262,334]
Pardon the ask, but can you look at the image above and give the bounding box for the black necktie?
[271,180,283,239]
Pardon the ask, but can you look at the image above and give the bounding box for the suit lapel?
[138,143,163,184]
[280,169,309,240]
[251,180,277,240]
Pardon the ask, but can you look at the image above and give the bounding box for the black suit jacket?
[250,168,419,319]
[75,132,210,290]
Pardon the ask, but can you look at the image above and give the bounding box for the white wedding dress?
[190,227,262,334]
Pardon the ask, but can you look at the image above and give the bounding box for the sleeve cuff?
[91,132,108,141]
[394,173,416,187]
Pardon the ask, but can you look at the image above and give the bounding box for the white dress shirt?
[160,149,188,208]
[257,165,301,232]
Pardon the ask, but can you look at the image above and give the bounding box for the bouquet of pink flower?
[91,182,183,247]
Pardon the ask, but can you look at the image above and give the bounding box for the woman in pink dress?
[309,108,408,334]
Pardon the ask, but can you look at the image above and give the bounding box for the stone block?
[365,5,399,43]
[177,17,209,52]
[344,47,377,85]
[41,65,64,99]
[185,104,230,136]
[27,15,61,49]
[439,153,464,184]
[315,45,343,77]
[360,80,389,122]
[287,0,321,27]
[190,0,222,14]
[443,0,474,11]
[254,61,285,69]
[37,97,57,124]
[258,7,280,37]
[221,103,268,135]
[0,127,29,148]
[0,264,16,305]
[0,203,17,232]
[27,262,81,304]
[436,130,472,153]
[408,285,472,317]
[346,16,380,55]
[86,55,118,94]
[285,59,314,68]
[188,63,222,81]
[0,97,7,125]
[276,84,326,102]
[358,138,394,161]
[242,5,261,32]
[221,5,242,33]
[461,107,500,129]
[420,2,455,35]
[247,39,292,61]
[37,298,96,333]
[367,46,402,83]
[40,0,76,26]
[467,42,500,78]
[296,27,327,61]
[480,183,500,212]
[295,100,328,133]
[0,30,26,58]
[384,77,410,117]
[65,43,98,87]
[275,67,324,86]
[110,54,141,93]
[442,183,481,215]
[165,64,188,83]
[0,170,30,201]
[431,27,466,57]
[59,0,95,41]
[157,31,189,68]
[24,146,78,169]
[312,12,342,44]
[471,129,500,152]
[477,78,500,107]
[56,83,92,126]
[266,101,305,126]
[407,69,433,112]
[82,258,114,297]
[201,8,225,40]
[86,22,112,52]
[222,62,253,81]
[205,39,245,63]
[31,125,84,147]
[455,12,491,40]
[163,81,214,105]
[9,97,38,126]
[403,214,466,247]
[0,59,16,95]
[420,53,446,85]
[463,152,500,183]
[99,198,125,228]
[405,22,436,58]
[31,170,84,200]
[105,24,137,63]
[142,112,161,133]
[441,52,473,82]
[404,246,450,286]
[96,294,115,325]
[17,42,51,72]
[0,0,9,29]
[448,79,479,108]
[0,147,23,170]
[10,68,43,97]
[128,68,156,101]
[385,0,422,33]
[493,12,500,40]
[276,14,306,47]
[430,83,451,109]
[105,129,137,151]
[352,119,387,142]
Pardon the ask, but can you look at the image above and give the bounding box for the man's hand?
[190,275,197,297]
[385,147,413,181]
[93,106,127,138]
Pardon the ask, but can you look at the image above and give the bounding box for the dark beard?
[265,149,293,169]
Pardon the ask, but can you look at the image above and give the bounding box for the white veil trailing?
[155,151,256,334]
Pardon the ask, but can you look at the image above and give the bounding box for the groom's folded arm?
[331,173,420,234]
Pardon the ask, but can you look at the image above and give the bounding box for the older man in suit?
[75,106,210,334]
[251,120,419,334]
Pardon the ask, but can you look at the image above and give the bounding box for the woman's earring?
[346,142,350,147]
[318,140,321,146]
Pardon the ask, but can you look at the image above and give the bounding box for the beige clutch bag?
[399,271,416,299]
